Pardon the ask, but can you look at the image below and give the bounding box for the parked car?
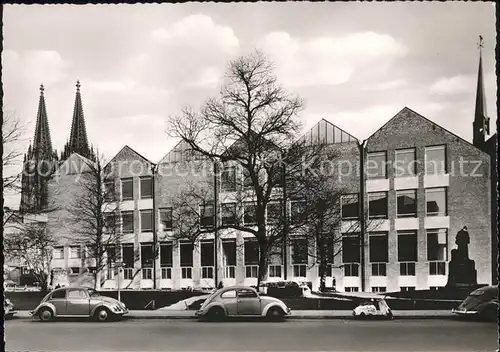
[30,286,128,322]
[4,295,16,319]
[452,285,498,321]
[195,285,291,321]
[352,298,393,320]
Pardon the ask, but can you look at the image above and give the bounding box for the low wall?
[6,289,466,311]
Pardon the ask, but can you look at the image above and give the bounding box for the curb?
[10,314,455,321]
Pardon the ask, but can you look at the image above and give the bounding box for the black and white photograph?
[1,2,498,352]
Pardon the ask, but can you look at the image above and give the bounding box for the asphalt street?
[4,317,498,352]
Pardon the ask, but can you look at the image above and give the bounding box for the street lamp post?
[213,161,219,288]
[358,140,367,292]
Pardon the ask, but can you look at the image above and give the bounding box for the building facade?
[21,48,495,292]
[46,108,493,292]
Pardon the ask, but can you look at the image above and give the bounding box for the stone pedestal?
[446,227,478,288]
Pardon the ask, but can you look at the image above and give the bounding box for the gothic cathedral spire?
[61,80,95,161]
[20,84,57,213]
[473,35,490,149]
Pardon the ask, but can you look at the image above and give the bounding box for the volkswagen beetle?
[30,286,128,322]
[4,294,16,319]
[195,285,291,321]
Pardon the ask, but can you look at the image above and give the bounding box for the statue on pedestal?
[446,226,477,288]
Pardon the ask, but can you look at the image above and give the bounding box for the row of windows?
[105,177,154,202]
[79,228,445,276]
[341,188,447,219]
[367,145,446,179]
[98,261,446,282]
[108,186,447,234]
[109,146,446,202]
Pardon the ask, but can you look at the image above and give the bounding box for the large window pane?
[140,177,153,199]
[122,211,134,233]
[104,180,115,201]
[397,231,417,262]
[341,194,359,219]
[427,229,448,261]
[267,202,282,224]
[159,208,173,231]
[342,234,360,263]
[291,238,308,264]
[200,240,214,267]
[244,239,260,265]
[222,240,236,266]
[369,233,388,263]
[160,242,173,267]
[140,210,153,232]
[425,145,446,174]
[397,190,417,218]
[243,202,257,225]
[395,148,416,177]
[180,242,194,267]
[200,203,214,228]
[426,188,447,216]
[291,200,305,224]
[221,166,236,192]
[121,178,133,200]
[368,192,388,218]
[366,152,387,179]
[141,244,153,268]
[122,244,134,268]
[221,203,236,226]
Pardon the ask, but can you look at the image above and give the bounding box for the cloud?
[127,14,239,90]
[2,49,71,88]
[429,75,476,95]
[363,79,407,91]
[259,31,407,87]
[86,79,137,92]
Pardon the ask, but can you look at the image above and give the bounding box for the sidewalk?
[13,309,454,320]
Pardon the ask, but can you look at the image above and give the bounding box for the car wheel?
[267,307,285,321]
[207,307,225,321]
[39,308,54,322]
[387,312,394,320]
[94,307,111,322]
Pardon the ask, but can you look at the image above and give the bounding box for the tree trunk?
[257,240,269,288]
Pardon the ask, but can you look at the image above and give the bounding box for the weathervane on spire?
[477,35,484,51]
[76,80,81,92]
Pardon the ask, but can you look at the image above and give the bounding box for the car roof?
[218,285,257,292]
[52,286,91,292]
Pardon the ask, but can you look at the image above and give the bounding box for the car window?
[51,290,66,299]
[67,290,88,299]
[220,290,237,299]
[88,289,100,297]
[238,289,258,298]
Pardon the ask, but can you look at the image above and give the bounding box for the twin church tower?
[19,81,96,213]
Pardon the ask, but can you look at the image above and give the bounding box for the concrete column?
[172,242,181,290]
[193,241,201,288]
[235,233,245,284]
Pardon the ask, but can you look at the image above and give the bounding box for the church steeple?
[473,35,490,148]
[32,84,54,159]
[20,84,57,213]
[62,80,95,161]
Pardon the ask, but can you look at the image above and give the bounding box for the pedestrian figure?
[217,281,224,289]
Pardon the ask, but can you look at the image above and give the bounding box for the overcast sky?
[2,3,497,207]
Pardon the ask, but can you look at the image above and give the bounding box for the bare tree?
[3,222,56,292]
[169,50,354,286]
[65,154,120,289]
[2,112,26,194]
